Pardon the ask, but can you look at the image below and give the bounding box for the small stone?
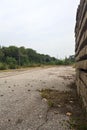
[16,118,23,124]
[8,119,11,122]
[69,101,73,103]
[58,105,61,108]
[43,82,46,84]
[54,111,59,114]
[42,98,47,102]
[0,95,3,97]
[66,112,72,116]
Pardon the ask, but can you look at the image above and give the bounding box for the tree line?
[0,46,75,70]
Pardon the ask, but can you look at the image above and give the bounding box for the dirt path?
[0,66,75,130]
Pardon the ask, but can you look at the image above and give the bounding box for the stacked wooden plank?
[75,0,87,111]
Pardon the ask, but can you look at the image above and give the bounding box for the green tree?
[6,57,17,69]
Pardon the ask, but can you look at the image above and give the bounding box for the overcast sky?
[0,0,80,58]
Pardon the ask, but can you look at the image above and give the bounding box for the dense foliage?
[0,46,75,70]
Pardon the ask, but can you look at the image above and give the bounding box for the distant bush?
[6,57,17,65]
[27,63,41,67]
[6,57,17,69]
[0,46,75,70]
[0,63,7,70]
[8,64,17,69]
[55,60,64,65]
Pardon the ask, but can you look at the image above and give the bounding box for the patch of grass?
[40,88,72,108]
[0,63,7,70]
[48,100,54,107]
[41,89,54,107]
[40,82,87,130]
[68,118,87,130]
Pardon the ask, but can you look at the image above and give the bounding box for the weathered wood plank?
[76,60,87,70]
[76,45,87,61]
[77,77,87,110]
[75,29,87,55]
[76,11,87,48]
[80,71,87,86]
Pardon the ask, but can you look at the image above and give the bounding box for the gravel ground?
[0,66,75,130]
